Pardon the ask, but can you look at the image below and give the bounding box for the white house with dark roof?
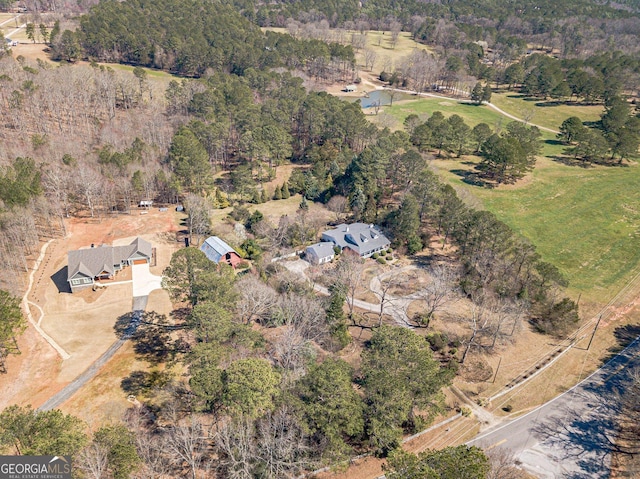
[321,223,390,258]
[305,242,335,265]
[67,237,152,293]
[200,236,243,268]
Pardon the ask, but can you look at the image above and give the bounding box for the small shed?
[200,236,243,268]
[344,84,357,92]
[139,200,153,208]
[305,242,335,265]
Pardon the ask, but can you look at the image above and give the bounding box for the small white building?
[305,242,335,265]
[343,84,357,92]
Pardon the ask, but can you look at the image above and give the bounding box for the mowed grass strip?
[490,92,604,131]
[434,156,640,299]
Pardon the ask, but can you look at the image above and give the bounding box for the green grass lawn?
[490,92,604,131]
[434,156,640,300]
[384,97,506,128]
[379,97,566,157]
[378,96,640,302]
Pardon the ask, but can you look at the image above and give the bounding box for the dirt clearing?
[0,208,180,419]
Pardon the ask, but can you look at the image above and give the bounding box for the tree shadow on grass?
[114,311,188,364]
[50,266,71,293]
[550,156,595,168]
[121,369,171,395]
[450,169,492,188]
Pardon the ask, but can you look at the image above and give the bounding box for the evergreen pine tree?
[273,185,282,200]
[326,285,350,348]
[299,195,309,211]
[471,82,484,104]
[282,183,290,199]
[261,188,268,203]
[482,84,492,103]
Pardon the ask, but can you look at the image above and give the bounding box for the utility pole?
[492,356,502,383]
[586,314,603,351]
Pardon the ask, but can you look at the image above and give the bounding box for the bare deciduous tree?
[486,447,530,479]
[215,418,256,479]
[166,416,212,479]
[78,442,109,479]
[236,276,278,325]
[372,270,405,326]
[414,265,459,328]
[389,21,402,49]
[333,253,366,319]
[363,48,378,72]
[184,193,211,246]
[327,195,348,222]
[75,164,103,218]
[255,407,312,478]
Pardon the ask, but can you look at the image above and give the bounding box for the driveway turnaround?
[132,263,162,297]
[469,337,640,478]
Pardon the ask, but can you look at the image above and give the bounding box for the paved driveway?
[132,263,162,298]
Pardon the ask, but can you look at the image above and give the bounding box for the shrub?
[376,257,386,265]
[379,250,386,256]
[230,205,250,222]
[502,404,513,412]
[426,332,448,351]
[236,261,250,270]
[372,253,379,259]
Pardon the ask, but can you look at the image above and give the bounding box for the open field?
[433,155,640,301]
[357,90,639,303]
[264,27,431,77]
[352,30,432,74]
[490,91,604,132]
[383,97,512,129]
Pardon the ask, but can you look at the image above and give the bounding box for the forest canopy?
[75,0,355,76]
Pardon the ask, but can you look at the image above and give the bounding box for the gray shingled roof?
[67,237,152,281]
[321,223,390,256]
[306,242,335,258]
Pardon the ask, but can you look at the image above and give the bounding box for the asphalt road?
[469,337,640,478]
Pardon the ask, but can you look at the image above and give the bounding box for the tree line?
[49,0,355,80]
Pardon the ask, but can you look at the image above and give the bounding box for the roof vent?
[345,226,349,232]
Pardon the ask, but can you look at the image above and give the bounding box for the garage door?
[133,259,147,265]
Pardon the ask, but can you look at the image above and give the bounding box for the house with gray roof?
[200,236,242,268]
[321,223,390,258]
[305,242,335,265]
[67,237,152,293]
